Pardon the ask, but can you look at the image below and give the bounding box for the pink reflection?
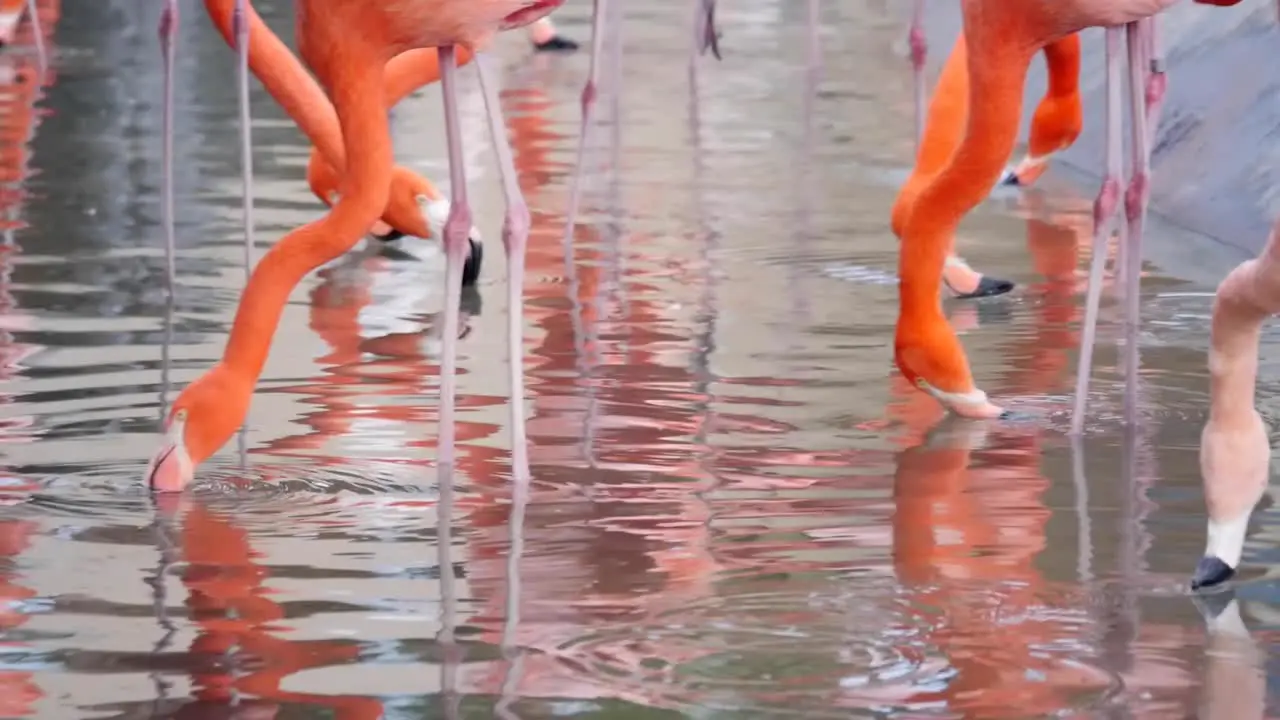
[164,498,383,719]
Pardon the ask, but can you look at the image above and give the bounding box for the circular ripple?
[550,585,954,717]
[545,581,1126,717]
[8,459,438,540]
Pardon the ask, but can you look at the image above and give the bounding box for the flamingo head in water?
[146,364,252,492]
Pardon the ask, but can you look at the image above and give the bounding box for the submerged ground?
[0,0,1278,717]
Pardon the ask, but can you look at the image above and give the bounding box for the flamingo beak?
[999,155,1050,187]
[145,413,194,493]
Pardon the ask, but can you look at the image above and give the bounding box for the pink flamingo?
[145,0,562,490]
[1192,218,1280,590]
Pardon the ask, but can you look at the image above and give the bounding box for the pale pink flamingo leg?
[25,0,43,72]
[696,0,720,60]
[1192,220,1280,590]
[1070,26,1127,436]
[561,0,606,244]
[1144,19,1167,148]
[909,0,926,146]
[807,0,820,78]
[158,0,177,299]
[233,0,254,462]
[436,46,472,469]
[233,0,254,276]
[475,53,531,482]
[1120,19,1153,427]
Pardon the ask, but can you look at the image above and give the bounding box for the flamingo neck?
[222,55,391,387]
[1043,34,1080,99]
[1207,258,1276,428]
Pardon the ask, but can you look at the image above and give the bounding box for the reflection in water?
[0,1,1276,718]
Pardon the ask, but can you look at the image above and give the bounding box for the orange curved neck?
[1042,34,1080,99]
[203,0,348,171]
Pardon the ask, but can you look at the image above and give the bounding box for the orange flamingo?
[145,0,564,491]
[891,0,1250,421]
[202,0,484,283]
[892,31,1082,300]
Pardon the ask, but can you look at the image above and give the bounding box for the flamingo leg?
[475,54,531,482]
[1121,19,1152,428]
[808,0,821,80]
[436,46,472,470]
[158,0,177,300]
[1070,26,1126,436]
[25,0,42,72]
[1144,19,1166,148]
[909,0,926,146]
[233,0,254,277]
[562,0,606,243]
[696,0,720,60]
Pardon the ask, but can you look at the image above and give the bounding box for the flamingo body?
[146,0,564,490]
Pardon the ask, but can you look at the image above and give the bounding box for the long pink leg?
[158,0,177,299]
[909,0,926,146]
[1144,20,1166,149]
[561,0,606,245]
[25,0,43,72]
[807,0,820,79]
[233,0,254,276]
[475,53,531,482]
[1120,19,1153,428]
[233,0,254,461]
[436,46,471,469]
[1070,26,1127,436]
[695,0,720,60]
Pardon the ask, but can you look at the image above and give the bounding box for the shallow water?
[2,0,1280,718]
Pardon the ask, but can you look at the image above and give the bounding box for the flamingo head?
[146,364,252,492]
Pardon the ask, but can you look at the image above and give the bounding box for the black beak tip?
[372,229,408,243]
[951,276,1016,300]
[1191,556,1236,591]
[1000,171,1022,187]
[462,238,483,288]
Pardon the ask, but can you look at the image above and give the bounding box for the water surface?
[2,1,1279,717]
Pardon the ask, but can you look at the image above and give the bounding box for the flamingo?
[892,30,1082,300]
[144,0,563,491]
[202,0,485,284]
[1191,218,1280,590]
[894,0,1242,420]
